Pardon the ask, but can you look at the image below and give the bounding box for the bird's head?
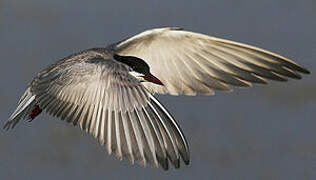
[114,54,164,86]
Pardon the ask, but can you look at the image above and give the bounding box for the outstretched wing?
[28,58,189,170]
[114,27,309,95]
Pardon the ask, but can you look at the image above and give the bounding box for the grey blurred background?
[1,0,315,179]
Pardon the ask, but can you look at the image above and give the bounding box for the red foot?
[29,105,42,120]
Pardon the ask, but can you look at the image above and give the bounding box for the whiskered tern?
[4,27,310,170]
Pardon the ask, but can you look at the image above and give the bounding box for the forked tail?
[4,88,40,130]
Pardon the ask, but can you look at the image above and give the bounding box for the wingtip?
[183,157,190,165]
[161,163,169,171]
[173,158,181,169]
[157,156,169,170]
[3,121,13,131]
[301,68,311,74]
[289,63,310,75]
[3,123,9,131]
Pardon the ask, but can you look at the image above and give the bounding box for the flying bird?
[4,27,310,170]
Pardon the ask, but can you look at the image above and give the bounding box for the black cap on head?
[113,54,150,75]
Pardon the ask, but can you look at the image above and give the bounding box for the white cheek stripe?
[129,71,145,82]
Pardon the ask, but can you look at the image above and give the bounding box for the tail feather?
[18,87,32,105]
[4,89,36,130]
